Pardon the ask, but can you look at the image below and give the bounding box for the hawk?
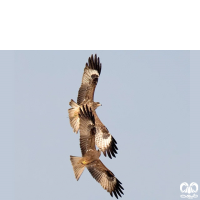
[70,105,124,199]
[68,54,118,159]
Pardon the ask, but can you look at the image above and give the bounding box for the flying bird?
[68,54,118,159]
[70,105,124,199]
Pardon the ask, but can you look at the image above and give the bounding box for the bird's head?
[94,102,102,110]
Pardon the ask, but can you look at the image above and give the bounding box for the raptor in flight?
[68,54,118,159]
[70,105,124,199]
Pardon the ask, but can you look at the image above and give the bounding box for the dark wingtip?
[86,54,101,75]
[116,189,122,197]
[108,151,112,159]
[113,137,117,144]
[113,191,118,199]
[111,150,116,158]
[114,179,124,198]
[105,136,118,159]
[117,179,122,184]
[119,185,124,190]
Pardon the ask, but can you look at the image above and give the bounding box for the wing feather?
[86,160,124,199]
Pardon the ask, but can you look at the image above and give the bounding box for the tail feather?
[68,99,80,133]
[70,156,85,181]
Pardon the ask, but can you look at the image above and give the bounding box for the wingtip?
[113,191,118,199]
[86,54,101,75]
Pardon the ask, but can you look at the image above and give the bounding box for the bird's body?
[78,149,101,165]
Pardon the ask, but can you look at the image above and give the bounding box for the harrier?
[70,105,124,199]
[68,54,118,159]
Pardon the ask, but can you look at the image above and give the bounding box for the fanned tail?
[68,99,80,133]
[70,156,85,181]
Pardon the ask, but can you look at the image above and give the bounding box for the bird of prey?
[70,105,124,199]
[68,54,118,159]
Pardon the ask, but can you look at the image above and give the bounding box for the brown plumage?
[70,105,124,199]
[68,54,101,133]
[68,54,118,159]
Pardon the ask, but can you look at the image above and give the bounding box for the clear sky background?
[1,51,199,200]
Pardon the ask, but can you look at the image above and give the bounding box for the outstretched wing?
[94,112,118,159]
[77,54,101,105]
[86,160,124,199]
[79,105,96,156]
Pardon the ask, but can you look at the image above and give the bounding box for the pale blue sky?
[1,51,200,200]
